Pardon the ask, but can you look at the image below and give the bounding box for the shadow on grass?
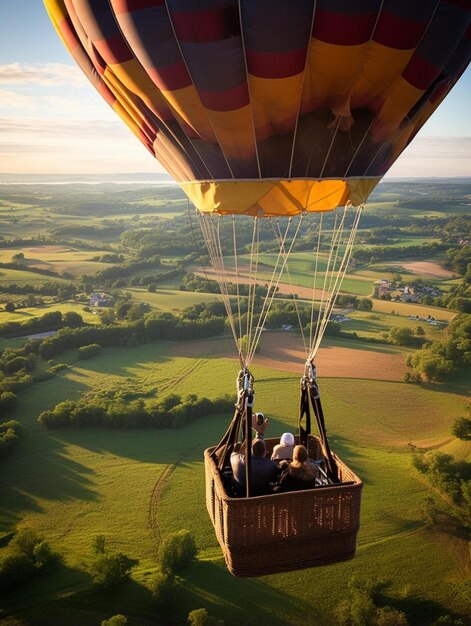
[0,434,98,527]
[178,559,316,626]
[381,593,462,626]
[328,433,371,484]
[0,561,159,626]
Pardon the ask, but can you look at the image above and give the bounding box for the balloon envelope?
[45,0,470,215]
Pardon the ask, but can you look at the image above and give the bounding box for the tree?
[389,327,418,347]
[160,530,197,573]
[452,416,471,440]
[63,311,83,328]
[88,552,138,589]
[149,570,175,608]
[11,252,25,263]
[188,608,223,626]
[99,309,116,325]
[4,302,15,313]
[416,325,425,336]
[101,616,127,626]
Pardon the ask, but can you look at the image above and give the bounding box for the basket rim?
[204,439,363,504]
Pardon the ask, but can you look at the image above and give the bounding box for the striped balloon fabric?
[45,0,470,216]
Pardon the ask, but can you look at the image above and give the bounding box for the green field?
[128,287,221,312]
[0,339,469,626]
[0,300,100,326]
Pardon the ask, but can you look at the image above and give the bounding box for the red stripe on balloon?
[97,81,117,106]
[113,0,164,14]
[148,61,191,91]
[444,0,471,8]
[246,47,307,79]
[429,80,451,105]
[170,7,240,43]
[313,10,377,46]
[403,55,441,90]
[94,35,133,65]
[199,83,249,112]
[60,15,80,50]
[374,13,427,50]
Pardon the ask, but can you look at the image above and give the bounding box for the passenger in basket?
[230,414,278,496]
[271,432,295,461]
[273,445,318,493]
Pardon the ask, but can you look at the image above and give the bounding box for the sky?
[0,0,470,178]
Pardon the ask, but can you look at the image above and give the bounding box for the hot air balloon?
[45,0,471,576]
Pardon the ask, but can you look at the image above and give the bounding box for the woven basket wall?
[204,436,362,577]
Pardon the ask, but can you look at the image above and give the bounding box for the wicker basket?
[204,436,362,577]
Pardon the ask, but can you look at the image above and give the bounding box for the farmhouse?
[89,292,114,307]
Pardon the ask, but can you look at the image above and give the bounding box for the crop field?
[128,287,222,312]
[0,246,112,277]
[371,299,456,320]
[0,336,469,626]
[344,310,448,341]
[0,300,99,326]
[0,267,67,286]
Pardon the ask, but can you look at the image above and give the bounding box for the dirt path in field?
[400,261,455,279]
[148,464,176,542]
[168,332,406,381]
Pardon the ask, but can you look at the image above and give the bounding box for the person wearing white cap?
[271,432,295,462]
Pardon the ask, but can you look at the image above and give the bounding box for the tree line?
[38,392,233,429]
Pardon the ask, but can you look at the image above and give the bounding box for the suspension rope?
[248,214,305,365]
[271,218,308,356]
[309,204,363,360]
[232,215,243,344]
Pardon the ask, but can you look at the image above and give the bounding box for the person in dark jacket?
[231,437,279,496]
[274,445,318,493]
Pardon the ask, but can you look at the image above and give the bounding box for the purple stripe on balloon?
[179,38,246,92]
[241,0,313,53]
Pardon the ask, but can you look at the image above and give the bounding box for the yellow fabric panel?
[347,179,379,207]
[110,60,171,120]
[105,68,153,141]
[371,77,423,142]
[206,106,256,162]
[249,74,304,141]
[111,99,148,143]
[44,0,74,51]
[181,178,379,217]
[352,43,414,106]
[302,40,368,115]
[161,86,216,144]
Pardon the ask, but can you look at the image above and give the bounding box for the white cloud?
[0,116,124,139]
[387,136,471,177]
[0,63,86,86]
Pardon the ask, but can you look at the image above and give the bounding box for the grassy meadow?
[0,180,469,625]
[0,337,469,626]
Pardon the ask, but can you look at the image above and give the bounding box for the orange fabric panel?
[371,77,423,142]
[104,68,154,141]
[110,60,172,121]
[302,40,368,116]
[161,86,216,144]
[249,74,304,142]
[181,178,379,216]
[206,106,257,162]
[351,43,414,108]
